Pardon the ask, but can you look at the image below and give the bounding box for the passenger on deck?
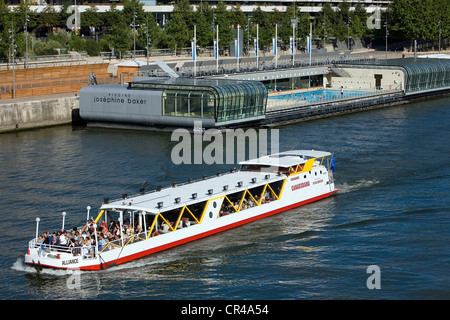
[98,235,107,252]
[59,231,68,246]
[181,218,191,228]
[126,224,134,237]
[81,239,88,257]
[160,222,171,233]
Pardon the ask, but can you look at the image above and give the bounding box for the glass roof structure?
[335,58,450,93]
[129,78,267,123]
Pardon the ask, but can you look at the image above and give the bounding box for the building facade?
[79,78,268,128]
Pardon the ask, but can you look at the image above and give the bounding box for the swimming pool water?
[269,89,373,103]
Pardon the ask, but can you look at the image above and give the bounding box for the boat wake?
[12,258,72,276]
[336,179,379,194]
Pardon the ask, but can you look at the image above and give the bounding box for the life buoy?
[151,231,160,237]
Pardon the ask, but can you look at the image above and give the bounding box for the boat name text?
[62,258,79,266]
[93,96,147,105]
[291,181,310,191]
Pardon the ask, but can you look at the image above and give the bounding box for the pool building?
[79,58,450,129]
[80,78,267,128]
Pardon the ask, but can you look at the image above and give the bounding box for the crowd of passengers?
[219,191,275,217]
[36,217,146,258]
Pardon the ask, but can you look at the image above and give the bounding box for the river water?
[0,95,449,300]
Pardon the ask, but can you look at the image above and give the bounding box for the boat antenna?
[290,141,299,151]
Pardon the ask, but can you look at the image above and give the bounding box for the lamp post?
[256,24,259,69]
[62,212,67,231]
[274,23,278,69]
[438,21,442,53]
[384,17,389,60]
[193,25,197,77]
[237,24,240,72]
[216,24,219,73]
[9,21,16,99]
[35,218,40,241]
[131,10,137,60]
[347,16,352,51]
[145,14,150,66]
[25,2,29,69]
[292,22,295,66]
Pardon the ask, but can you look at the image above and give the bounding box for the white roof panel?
[240,150,331,167]
[102,170,283,214]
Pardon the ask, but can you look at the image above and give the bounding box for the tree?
[164,0,201,50]
[251,6,273,49]
[165,3,190,50]
[215,0,233,50]
[350,2,369,41]
[37,5,62,31]
[122,0,146,28]
[102,2,124,30]
[334,0,351,42]
[0,0,11,59]
[389,0,427,49]
[103,20,133,57]
[137,12,167,50]
[317,2,335,44]
[194,3,215,47]
[81,5,102,30]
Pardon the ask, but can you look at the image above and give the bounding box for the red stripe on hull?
[27,190,338,271]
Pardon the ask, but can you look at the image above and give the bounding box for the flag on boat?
[331,154,335,172]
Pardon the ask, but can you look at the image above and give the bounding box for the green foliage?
[102,20,133,56]
[215,0,233,48]
[33,39,59,56]
[388,0,450,48]
[164,0,190,49]
[0,0,447,59]
[81,5,102,29]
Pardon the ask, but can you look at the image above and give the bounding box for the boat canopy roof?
[100,170,283,214]
[239,150,332,168]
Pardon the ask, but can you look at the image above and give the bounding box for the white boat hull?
[25,151,337,271]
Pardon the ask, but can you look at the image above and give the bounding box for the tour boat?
[25,150,338,271]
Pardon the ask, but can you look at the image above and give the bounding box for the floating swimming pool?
[269,89,374,103]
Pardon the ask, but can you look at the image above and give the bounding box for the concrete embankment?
[0,93,80,133]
